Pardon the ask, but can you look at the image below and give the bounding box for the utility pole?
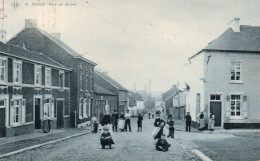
[177,81,180,120]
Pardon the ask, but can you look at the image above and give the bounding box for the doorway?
[57,100,64,129]
[0,99,6,137]
[210,102,222,126]
[34,98,41,129]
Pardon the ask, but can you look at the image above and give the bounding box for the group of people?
[197,112,215,131]
[91,109,144,149]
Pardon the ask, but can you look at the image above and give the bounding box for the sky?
[2,0,260,93]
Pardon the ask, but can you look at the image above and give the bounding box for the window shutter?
[226,95,230,118]
[43,98,47,116]
[243,95,248,118]
[10,99,14,126]
[88,99,91,117]
[83,99,86,118]
[51,98,55,118]
[22,99,26,124]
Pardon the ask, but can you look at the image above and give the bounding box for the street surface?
[0,118,200,161]
[1,117,260,161]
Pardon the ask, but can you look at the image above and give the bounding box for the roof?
[10,26,97,66]
[189,25,260,60]
[0,42,70,70]
[129,91,144,101]
[95,70,128,91]
[162,86,180,101]
[94,83,117,95]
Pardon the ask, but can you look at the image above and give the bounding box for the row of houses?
[0,19,135,137]
[163,18,260,129]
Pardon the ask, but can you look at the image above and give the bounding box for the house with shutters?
[94,70,129,115]
[128,91,145,116]
[186,18,260,129]
[0,38,71,137]
[162,85,180,118]
[8,19,97,128]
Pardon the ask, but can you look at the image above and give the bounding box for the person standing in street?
[91,115,98,133]
[118,112,125,131]
[167,116,175,138]
[137,113,143,132]
[42,112,50,133]
[124,110,131,132]
[152,111,166,140]
[185,112,192,132]
[198,112,206,131]
[112,110,119,132]
[208,113,215,132]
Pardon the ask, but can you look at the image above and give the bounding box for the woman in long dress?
[152,111,166,140]
[208,113,215,132]
[42,112,50,133]
[91,115,98,133]
[198,112,205,131]
[118,112,125,131]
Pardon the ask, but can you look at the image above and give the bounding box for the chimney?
[25,19,38,28]
[232,18,240,32]
[50,33,61,40]
[0,30,7,44]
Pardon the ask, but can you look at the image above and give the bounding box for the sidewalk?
[0,126,91,156]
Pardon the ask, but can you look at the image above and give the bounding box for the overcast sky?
[3,0,260,92]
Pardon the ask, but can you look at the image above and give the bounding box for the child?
[100,126,114,149]
[137,114,143,132]
[156,134,171,152]
[167,117,175,138]
[91,115,98,133]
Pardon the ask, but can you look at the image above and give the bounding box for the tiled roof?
[129,91,144,101]
[190,25,260,59]
[10,26,96,66]
[162,86,179,101]
[95,70,128,91]
[94,83,117,95]
[0,42,69,70]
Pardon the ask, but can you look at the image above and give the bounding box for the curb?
[0,131,90,159]
[192,149,212,161]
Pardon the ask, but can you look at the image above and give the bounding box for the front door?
[57,100,64,129]
[0,99,6,137]
[210,102,222,126]
[35,98,41,129]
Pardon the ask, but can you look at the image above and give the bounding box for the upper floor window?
[45,67,51,87]
[231,94,241,117]
[80,64,83,69]
[85,74,88,91]
[80,74,83,90]
[13,60,22,84]
[90,76,93,91]
[34,65,42,85]
[59,71,65,87]
[231,61,241,82]
[0,58,7,83]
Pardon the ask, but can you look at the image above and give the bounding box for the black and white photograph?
[0,0,260,160]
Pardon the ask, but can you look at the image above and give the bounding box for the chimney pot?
[25,19,38,28]
[232,18,240,32]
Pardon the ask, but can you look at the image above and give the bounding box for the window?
[59,71,65,87]
[13,61,22,84]
[196,93,201,114]
[34,65,42,85]
[85,74,88,91]
[231,95,241,117]
[10,98,26,126]
[79,99,83,119]
[210,94,221,101]
[231,61,241,81]
[80,64,83,69]
[0,58,6,83]
[80,74,83,90]
[90,76,93,91]
[0,99,5,108]
[44,98,55,119]
[45,67,51,86]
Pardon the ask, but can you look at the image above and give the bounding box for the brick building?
[9,19,97,128]
[186,19,260,128]
[0,40,71,137]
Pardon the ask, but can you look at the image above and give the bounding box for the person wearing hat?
[155,134,171,152]
[152,111,166,139]
[124,109,131,132]
[100,125,114,149]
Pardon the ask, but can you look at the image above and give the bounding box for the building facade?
[186,21,260,128]
[9,19,97,128]
[128,91,145,116]
[0,41,71,137]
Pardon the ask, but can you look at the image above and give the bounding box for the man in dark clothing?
[155,134,171,152]
[185,112,192,132]
[137,114,143,132]
[124,110,131,132]
[102,112,111,126]
[112,110,119,132]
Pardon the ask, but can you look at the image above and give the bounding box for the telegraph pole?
[177,81,180,119]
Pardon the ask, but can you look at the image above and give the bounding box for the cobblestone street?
[0,117,200,161]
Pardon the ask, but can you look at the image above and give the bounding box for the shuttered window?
[10,98,26,126]
[44,98,55,119]
[13,61,22,84]
[0,58,6,83]
[34,65,42,85]
[79,99,83,119]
